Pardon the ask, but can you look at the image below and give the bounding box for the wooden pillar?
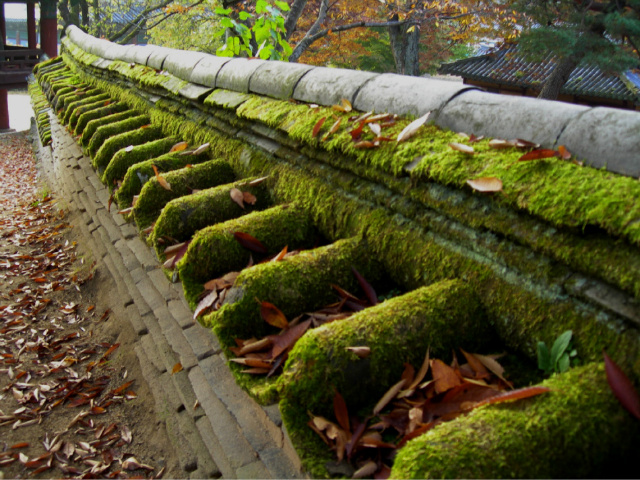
[27,2,37,48]
[40,0,57,57]
[0,3,6,46]
[0,89,9,130]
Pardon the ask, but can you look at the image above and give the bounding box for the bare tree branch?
[284,0,310,40]
[108,0,175,43]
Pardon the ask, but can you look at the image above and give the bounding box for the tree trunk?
[388,16,420,76]
[538,55,582,100]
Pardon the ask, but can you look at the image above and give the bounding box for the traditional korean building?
[439,43,640,111]
[1,0,57,129]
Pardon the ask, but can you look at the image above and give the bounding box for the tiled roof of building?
[439,43,640,104]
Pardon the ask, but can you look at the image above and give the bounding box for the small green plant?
[215,0,292,61]
[537,330,578,375]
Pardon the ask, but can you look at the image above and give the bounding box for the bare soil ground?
[0,132,181,479]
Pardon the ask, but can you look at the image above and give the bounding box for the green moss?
[81,109,139,147]
[93,126,164,177]
[62,92,109,125]
[33,56,64,75]
[150,179,271,259]
[75,102,129,135]
[114,151,212,210]
[101,136,177,188]
[201,236,382,347]
[178,203,314,308]
[280,279,494,416]
[132,159,236,230]
[87,114,150,158]
[57,87,100,112]
[392,363,640,478]
[68,97,114,132]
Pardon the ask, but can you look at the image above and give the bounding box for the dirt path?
[0,132,181,479]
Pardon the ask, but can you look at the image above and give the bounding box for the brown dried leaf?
[353,140,378,149]
[397,112,430,143]
[352,267,378,305]
[472,386,550,409]
[368,123,381,137]
[322,117,342,142]
[518,149,559,162]
[312,117,327,138]
[488,139,515,149]
[260,301,288,329]
[373,379,407,415]
[172,363,183,375]
[230,187,245,209]
[169,141,188,153]
[473,353,512,388]
[271,245,288,262]
[466,177,503,193]
[557,145,571,160]
[353,460,378,479]
[431,359,462,394]
[192,142,210,155]
[233,231,267,254]
[268,319,312,358]
[333,390,350,433]
[332,98,352,112]
[122,457,154,471]
[242,191,257,205]
[346,346,370,358]
[449,142,475,154]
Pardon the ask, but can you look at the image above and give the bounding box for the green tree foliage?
[147,0,223,53]
[215,0,292,60]
[515,0,640,99]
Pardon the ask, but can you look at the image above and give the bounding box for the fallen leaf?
[268,319,311,358]
[248,176,268,186]
[121,425,133,444]
[271,245,288,262]
[353,140,378,149]
[169,141,188,153]
[466,177,503,193]
[397,112,430,143]
[557,145,572,160]
[322,117,342,142]
[346,346,371,358]
[353,460,377,479]
[151,165,171,191]
[431,359,462,394]
[332,98,352,112]
[333,390,350,433]
[473,353,512,388]
[471,385,550,409]
[193,290,218,320]
[230,188,245,209]
[312,117,327,138]
[374,379,407,415]
[242,191,257,205]
[489,139,514,149]
[233,231,267,254]
[172,363,183,375]
[518,149,559,162]
[368,123,381,137]
[352,267,378,305]
[10,442,29,449]
[604,351,640,420]
[260,301,288,329]
[125,145,134,153]
[122,457,154,471]
[192,143,210,155]
[449,142,475,154]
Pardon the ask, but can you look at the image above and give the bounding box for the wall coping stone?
[215,57,268,93]
[433,89,589,149]
[249,61,315,100]
[353,72,476,117]
[189,54,231,87]
[63,24,640,177]
[293,66,378,106]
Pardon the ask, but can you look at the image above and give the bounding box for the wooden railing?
[0,47,43,88]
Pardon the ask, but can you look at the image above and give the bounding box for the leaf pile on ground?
[309,348,550,479]
[0,133,164,479]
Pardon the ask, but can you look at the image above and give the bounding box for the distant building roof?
[439,43,640,106]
